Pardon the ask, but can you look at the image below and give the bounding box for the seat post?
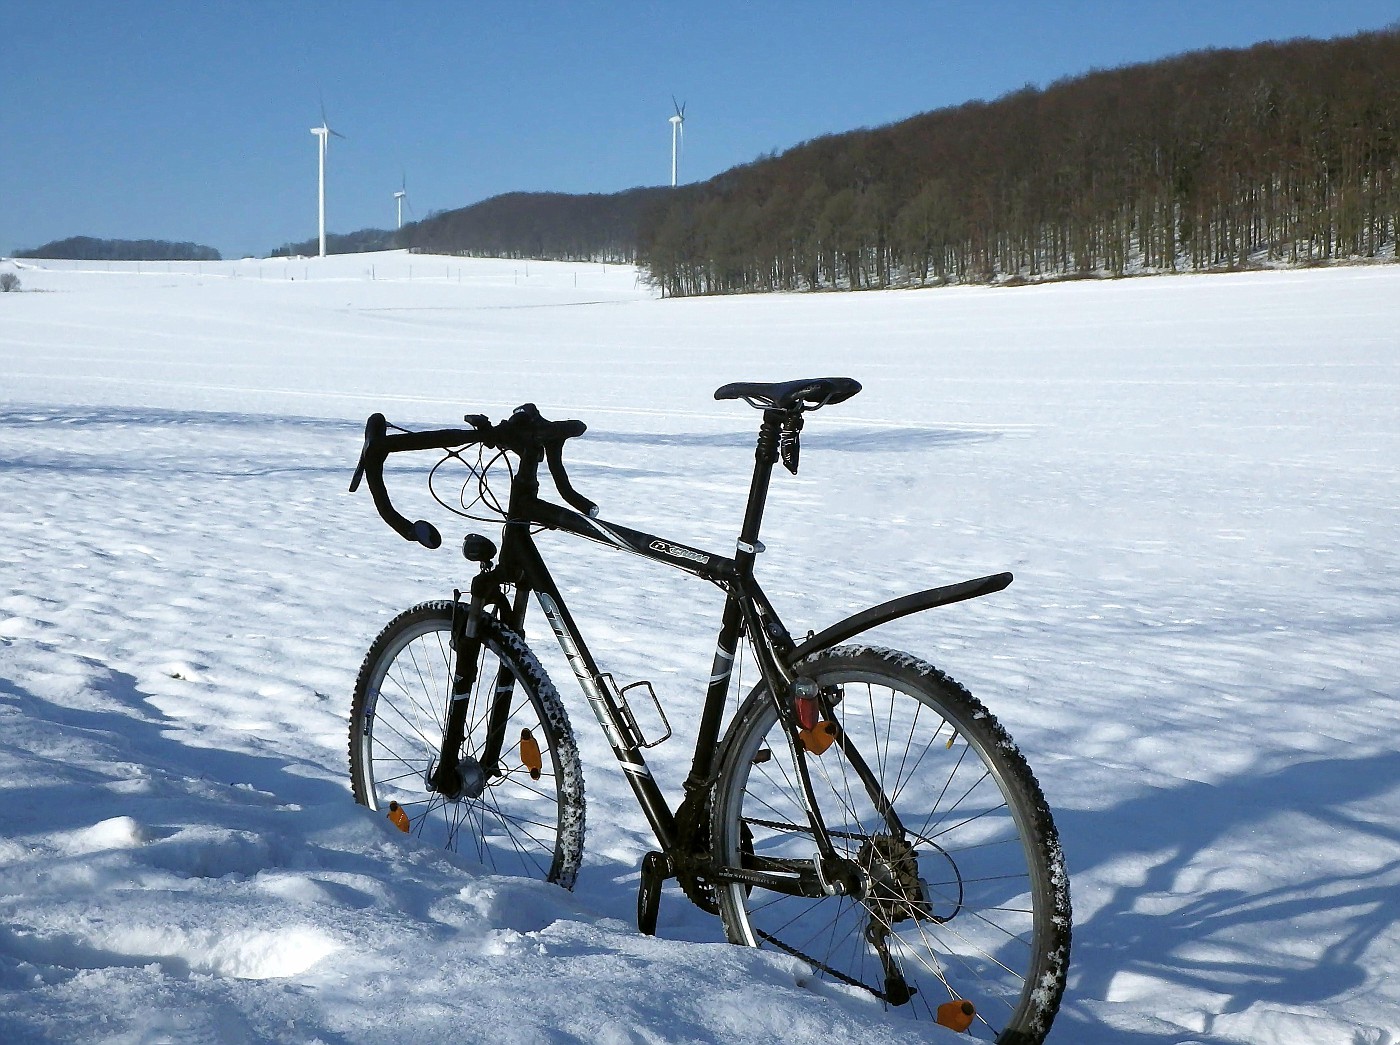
[735,409,785,576]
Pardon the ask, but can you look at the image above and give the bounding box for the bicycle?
[348,377,1070,1044]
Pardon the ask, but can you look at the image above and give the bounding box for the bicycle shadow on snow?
[1050,747,1400,1043]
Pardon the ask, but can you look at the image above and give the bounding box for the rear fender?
[788,572,1013,664]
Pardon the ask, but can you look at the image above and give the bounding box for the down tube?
[521,544,679,850]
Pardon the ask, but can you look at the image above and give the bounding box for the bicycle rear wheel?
[710,644,1069,1044]
[349,601,585,888]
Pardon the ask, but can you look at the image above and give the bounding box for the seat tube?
[735,409,784,575]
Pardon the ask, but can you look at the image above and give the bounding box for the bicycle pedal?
[637,851,669,936]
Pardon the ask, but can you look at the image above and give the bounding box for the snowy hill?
[2,251,1398,1043]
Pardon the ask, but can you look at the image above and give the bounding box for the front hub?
[428,755,488,800]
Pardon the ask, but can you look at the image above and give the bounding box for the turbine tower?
[394,173,409,230]
[310,105,345,258]
[669,97,686,187]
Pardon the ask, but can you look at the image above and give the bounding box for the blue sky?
[3,1,1397,258]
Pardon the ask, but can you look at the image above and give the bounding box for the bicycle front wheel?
[711,644,1069,1044]
[349,601,585,888]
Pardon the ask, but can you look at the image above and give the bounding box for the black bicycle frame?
[436,409,1013,898]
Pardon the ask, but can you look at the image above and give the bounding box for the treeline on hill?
[270,228,396,257]
[639,29,1400,295]
[267,188,668,261]
[398,188,672,262]
[14,237,221,261]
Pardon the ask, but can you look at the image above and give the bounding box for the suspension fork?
[429,593,479,797]
[473,579,532,780]
[431,564,521,795]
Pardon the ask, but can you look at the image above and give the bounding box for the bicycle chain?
[673,791,721,914]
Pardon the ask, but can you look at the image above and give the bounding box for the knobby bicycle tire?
[349,601,586,888]
[710,644,1069,1044]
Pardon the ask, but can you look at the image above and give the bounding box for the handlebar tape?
[352,413,446,548]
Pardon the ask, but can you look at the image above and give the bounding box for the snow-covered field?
[1,250,1397,1044]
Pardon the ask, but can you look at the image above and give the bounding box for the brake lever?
[546,441,598,517]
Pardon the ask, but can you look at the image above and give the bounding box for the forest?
[14,237,221,262]
[271,228,394,258]
[397,188,671,262]
[639,29,1400,295]
[271,188,669,263]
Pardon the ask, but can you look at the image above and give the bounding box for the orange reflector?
[799,721,838,755]
[387,801,410,833]
[936,999,976,1033]
[520,728,543,780]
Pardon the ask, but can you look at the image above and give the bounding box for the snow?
[2,249,1399,1043]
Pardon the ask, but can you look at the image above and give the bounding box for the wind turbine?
[669,97,686,187]
[310,104,345,258]
[393,173,410,229]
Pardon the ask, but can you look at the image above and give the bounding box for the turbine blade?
[318,96,344,139]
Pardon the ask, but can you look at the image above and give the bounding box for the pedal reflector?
[387,801,410,833]
[799,721,838,755]
[936,999,976,1032]
[520,728,543,780]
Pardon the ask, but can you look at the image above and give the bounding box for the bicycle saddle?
[714,377,862,411]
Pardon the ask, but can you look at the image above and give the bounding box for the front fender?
[788,572,1012,663]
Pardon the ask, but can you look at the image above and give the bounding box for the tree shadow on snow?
[587,425,998,453]
[1051,748,1400,1043]
[0,664,347,832]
